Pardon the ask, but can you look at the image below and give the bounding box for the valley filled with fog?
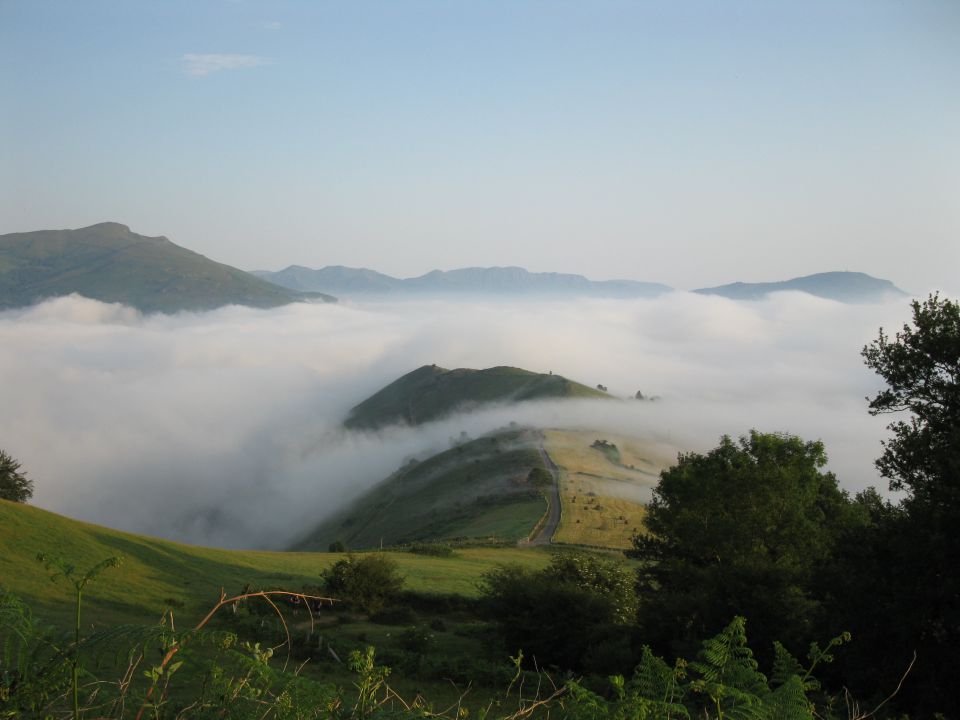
[0,291,909,548]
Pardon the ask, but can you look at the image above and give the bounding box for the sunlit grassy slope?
[344,364,610,430]
[0,500,551,629]
[544,430,674,549]
[293,429,550,550]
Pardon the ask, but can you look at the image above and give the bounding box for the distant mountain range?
[695,272,906,303]
[345,364,610,430]
[255,265,905,303]
[0,223,335,312]
[253,265,672,298]
[0,222,907,311]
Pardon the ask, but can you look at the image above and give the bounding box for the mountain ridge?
[694,271,906,303]
[345,364,611,431]
[0,222,336,313]
[254,264,905,303]
[253,264,671,298]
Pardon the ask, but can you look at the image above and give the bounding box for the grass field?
[543,429,674,548]
[0,499,552,629]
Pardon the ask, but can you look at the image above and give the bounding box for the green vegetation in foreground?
[294,429,550,551]
[344,364,610,430]
[0,222,335,312]
[0,499,551,629]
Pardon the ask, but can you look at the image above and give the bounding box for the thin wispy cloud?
[182,53,268,77]
[263,20,282,31]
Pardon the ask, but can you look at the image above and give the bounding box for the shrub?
[369,605,417,625]
[407,542,455,557]
[479,553,638,672]
[321,553,404,615]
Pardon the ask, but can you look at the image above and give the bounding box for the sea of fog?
[0,292,913,549]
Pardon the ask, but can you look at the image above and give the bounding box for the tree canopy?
[834,293,960,714]
[861,292,960,505]
[633,430,858,658]
[0,450,33,503]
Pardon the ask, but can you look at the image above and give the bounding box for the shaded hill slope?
[0,222,335,312]
[254,265,670,298]
[293,429,551,551]
[694,271,905,303]
[345,365,610,430]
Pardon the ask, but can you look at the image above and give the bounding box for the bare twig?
[844,650,917,720]
[133,588,335,720]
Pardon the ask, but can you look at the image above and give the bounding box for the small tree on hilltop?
[0,450,33,503]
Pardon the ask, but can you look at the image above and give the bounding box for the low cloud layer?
[0,292,912,548]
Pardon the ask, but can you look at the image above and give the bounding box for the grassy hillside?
[0,222,335,312]
[0,499,551,629]
[294,429,550,550]
[543,430,673,549]
[345,364,610,430]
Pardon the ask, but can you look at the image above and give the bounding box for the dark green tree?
[633,431,858,660]
[861,292,959,504]
[0,450,33,503]
[831,293,960,714]
[321,553,404,614]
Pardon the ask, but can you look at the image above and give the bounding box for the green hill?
[0,222,335,312]
[0,498,549,628]
[294,429,551,551]
[345,365,610,430]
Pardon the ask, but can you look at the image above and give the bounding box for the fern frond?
[770,642,806,689]
[767,674,814,720]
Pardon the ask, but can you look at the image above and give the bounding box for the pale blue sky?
[2,0,958,290]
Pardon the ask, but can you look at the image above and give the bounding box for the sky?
[0,292,905,549]
[1,0,958,291]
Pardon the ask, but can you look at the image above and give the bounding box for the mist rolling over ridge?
[0,291,908,549]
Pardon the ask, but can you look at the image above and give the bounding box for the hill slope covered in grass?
[345,364,610,430]
[294,429,551,551]
[0,222,335,312]
[0,499,550,628]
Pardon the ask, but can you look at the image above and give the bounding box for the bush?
[407,542,455,557]
[397,625,435,654]
[321,553,404,614]
[479,553,638,672]
[369,605,417,625]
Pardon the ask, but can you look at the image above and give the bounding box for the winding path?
[525,446,562,546]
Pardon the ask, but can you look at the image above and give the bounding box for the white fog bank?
[0,292,914,548]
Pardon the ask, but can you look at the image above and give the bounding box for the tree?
[861,292,960,505]
[0,450,33,503]
[321,553,404,614]
[837,293,960,715]
[632,431,858,660]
